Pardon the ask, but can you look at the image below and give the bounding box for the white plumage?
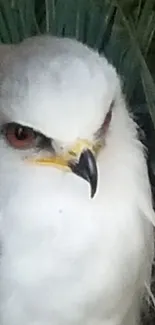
[0,35,154,325]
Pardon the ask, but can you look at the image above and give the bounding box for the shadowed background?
[0,0,155,323]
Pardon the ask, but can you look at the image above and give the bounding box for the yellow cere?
[28,139,102,171]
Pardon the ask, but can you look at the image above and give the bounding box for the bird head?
[0,36,122,198]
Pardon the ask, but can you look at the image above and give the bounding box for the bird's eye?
[4,123,36,149]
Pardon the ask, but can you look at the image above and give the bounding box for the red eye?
[5,123,36,149]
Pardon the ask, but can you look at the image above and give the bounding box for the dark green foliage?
[0,1,155,322]
[0,0,155,166]
[0,0,155,114]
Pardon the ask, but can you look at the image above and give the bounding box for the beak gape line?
[30,141,99,198]
[69,149,98,198]
[26,104,113,199]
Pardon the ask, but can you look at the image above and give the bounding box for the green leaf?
[0,0,20,42]
[0,0,155,126]
[114,0,155,123]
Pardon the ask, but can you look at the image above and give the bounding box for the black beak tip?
[69,149,98,198]
[90,183,97,198]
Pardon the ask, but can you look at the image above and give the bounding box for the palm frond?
[0,0,155,127]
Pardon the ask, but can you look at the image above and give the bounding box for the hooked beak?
[69,149,98,198]
[28,140,100,198]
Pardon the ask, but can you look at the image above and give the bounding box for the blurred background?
[0,0,155,323]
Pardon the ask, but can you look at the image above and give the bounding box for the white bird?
[0,35,154,325]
